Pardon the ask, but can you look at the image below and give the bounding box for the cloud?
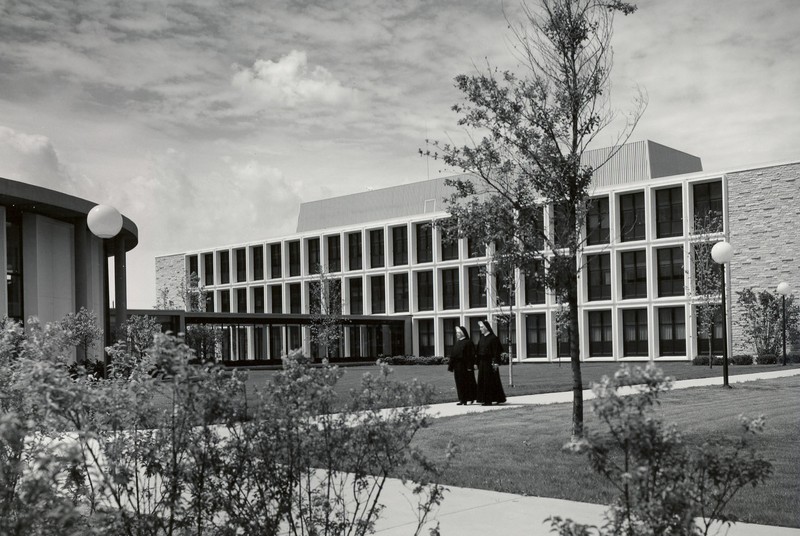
[232,50,356,108]
[0,126,71,190]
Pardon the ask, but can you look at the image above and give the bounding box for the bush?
[757,353,778,365]
[1,319,450,535]
[692,354,724,366]
[789,353,800,364]
[730,354,754,365]
[377,355,447,366]
[551,364,773,536]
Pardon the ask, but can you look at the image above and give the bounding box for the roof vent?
[423,199,436,213]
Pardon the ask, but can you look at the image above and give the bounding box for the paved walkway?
[374,368,800,535]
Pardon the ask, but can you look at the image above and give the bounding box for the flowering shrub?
[377,355,447,366]
[0,317,449,535]
[550,364,773,536]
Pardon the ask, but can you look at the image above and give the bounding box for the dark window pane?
[252,286,264,313]
[586,196,610,245]
[349,278,363,315]
[369,229,384,268]
[620,192,646,242]
[657,247,684,297]
[525,314,547,357]
[443,317,459,357]
[622,308,648,356]
[621,250,647,299]
[203,253,214,285]
[588,310,613,357]
[587,254,611,301]
[658,307,686,356]
[370,275,385,313]
[348,232,362,270]
[188,255,198,279]
[656,187,683,238]
[393,273,409,312]
[416,222,433,263]
[219,251,230,284]
[219,289,230,312]
[251,246,264,280]
[327,236,341,272]
[417,271,434,311]
[693,181,723,233]
[288,241,300,277]
[307,238,320,274]
[235,248,246,282]
[392,226,408,265]
[441,268,459,310]
[270,285,282,313]
[524,259,546,304]
[440,219,459,261]
[418,318,435,357]
[468,266,486,308]
[269,244,282,279]
[289,283,301,313]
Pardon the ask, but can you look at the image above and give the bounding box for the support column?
[114,238,127,336]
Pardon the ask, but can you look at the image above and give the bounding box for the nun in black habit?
[476,319,506,406]
[448,325,477,405]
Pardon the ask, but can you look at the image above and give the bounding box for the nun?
[476,319,507,406]
[448,325,478,405]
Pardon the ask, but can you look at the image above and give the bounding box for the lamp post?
[777,282,791,366]
[711,241,733,388]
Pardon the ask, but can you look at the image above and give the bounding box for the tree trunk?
[568,271,583,440]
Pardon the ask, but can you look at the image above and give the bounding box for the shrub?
[377,355,447,366]
[730,354,754,365]
[550,364,773,536]
[789,353,800,364]
[692,354,723,366]
[1,319,449,535]
[756,353,778,365]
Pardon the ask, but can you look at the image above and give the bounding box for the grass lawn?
[406,374,800,528]
[238,361,799,408]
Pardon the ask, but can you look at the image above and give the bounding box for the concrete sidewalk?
[374,368,800,535]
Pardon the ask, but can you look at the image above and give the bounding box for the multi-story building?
[155,140,800,362]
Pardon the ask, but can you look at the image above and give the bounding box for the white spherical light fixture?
[87,204,123,239]
[711,241,733,265]
[777,282,791,296]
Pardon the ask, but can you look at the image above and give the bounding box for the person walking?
[448,325,477,405]
[476,319,506,406]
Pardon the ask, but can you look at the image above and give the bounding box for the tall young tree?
[429,0,644,438]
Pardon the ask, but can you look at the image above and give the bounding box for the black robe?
[448,337,477,403]
[475,333,507,404]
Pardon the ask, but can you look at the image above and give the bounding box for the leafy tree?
[736,287,800,359]
[309,267,344,362]
[60,307,103,365]
[550,365,772,536]
[427,0,645,438]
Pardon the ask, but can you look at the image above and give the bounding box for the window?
[622,308,648,356]
[497,316,517,359]
[620,192,645,242]
[418,318,435,357]
[586,196,610,245]
[252,286,264,313]
[219,289,230,312]
[236,288,247,312]
[289,326,301,350]
[467,238,483,258]
[416,222,433,263]
[696,306,724,356]
[443,317,459,357]
[349,278,363,315]
[369,229,385,268]
[587,254,611,301]
[656,187,683,238]
[288,241,300,277]
[588,310,613,357]
[269,326,283,359]
[693,181,723,232]
[308,281,321,314]
[441,268,459,310]
[392,226,408,266]
[469,317,483,345]
[218,251,230,284]
[393,273,409,313]
[370,275,385,313]
[692,243,722,295]
[417,271,434,311]
[288,283,301,313]
[203,253,214,285]
[251,246,264,280]
[205,292,214,312]
[657,247,684,297]
[188,255,198,279]
[307,238,320,274]
[621,250,647,299]
[524,260,545,305]
[269,244,282,279]
[495,271,515,306]
[440,220,459,261]
[552,201,571,249]
[235,248,246,282]
[327,236,341,272]
[270,285,282,313]
[526,314,547,357]
[5,212,22,322]
[348,326,362,358]
[348,232,362,270]
[468,267,487,308]
[659,307,686,356]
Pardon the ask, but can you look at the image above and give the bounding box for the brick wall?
[728,162,800,355]
[154,253,186,310]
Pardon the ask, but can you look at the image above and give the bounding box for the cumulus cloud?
[0,126,72,191]
[232,50,355,108]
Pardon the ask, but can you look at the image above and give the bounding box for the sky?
[1,0,798,308]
